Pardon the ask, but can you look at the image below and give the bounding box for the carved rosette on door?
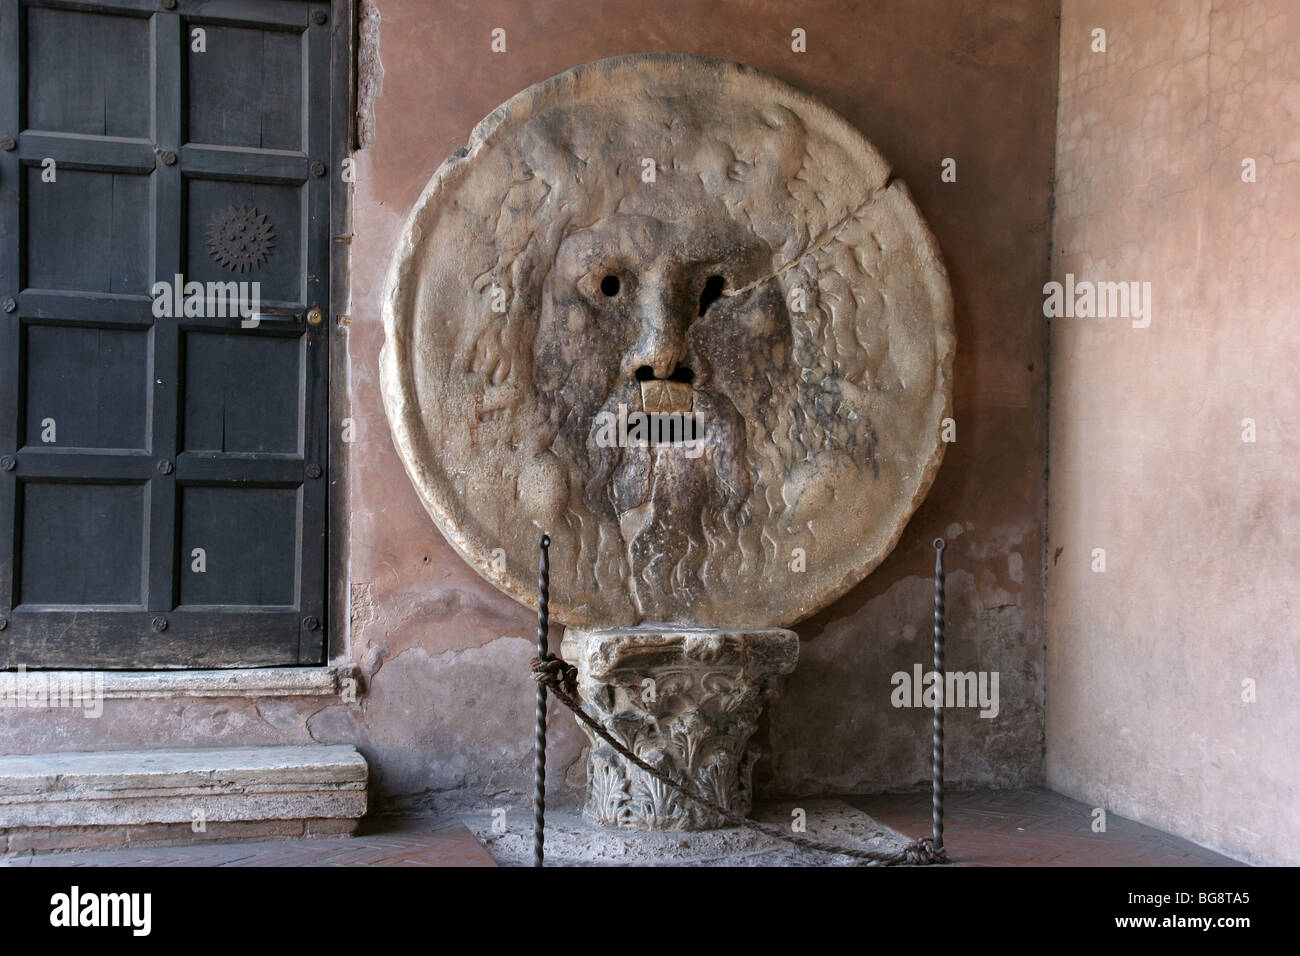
[205,205,277,274]
[381,54,955,829]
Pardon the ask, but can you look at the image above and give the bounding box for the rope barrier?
[530,533,951,867]
[530,655,947,865]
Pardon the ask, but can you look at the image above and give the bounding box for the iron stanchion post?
[932,536,946,851]
[533,534,551,868]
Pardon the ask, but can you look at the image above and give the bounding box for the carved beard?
[565,382,751,621]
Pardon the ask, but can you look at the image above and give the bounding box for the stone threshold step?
[0,745,368,834]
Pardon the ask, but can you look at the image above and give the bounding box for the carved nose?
[627,289,688,381]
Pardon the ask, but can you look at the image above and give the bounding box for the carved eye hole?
[600,274,621,297]
[698,274,725,316]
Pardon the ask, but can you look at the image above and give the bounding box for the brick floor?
[848,787,1244,866]
[1,788,1245,866]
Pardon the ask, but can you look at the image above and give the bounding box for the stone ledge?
[3,818,358,856]
[0,666,342,700]
[0,745,368,839]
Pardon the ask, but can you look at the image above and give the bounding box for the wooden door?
[0,0,334,667]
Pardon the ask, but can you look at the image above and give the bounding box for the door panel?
[25,5,152,138]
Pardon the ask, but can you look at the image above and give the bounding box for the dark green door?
[0,0,334,667]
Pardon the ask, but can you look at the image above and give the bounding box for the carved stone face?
[536,204,797,617]
[382,55,955,629]
[539,209,789,415]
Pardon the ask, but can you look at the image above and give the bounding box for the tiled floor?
[3,788,1243,866]
[848,788,1243,866]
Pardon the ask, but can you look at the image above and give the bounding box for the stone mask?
[382,54,955,629]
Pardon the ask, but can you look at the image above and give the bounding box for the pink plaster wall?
[1048,0,1300,865]
[341,0,1056,805]
[0,1,1059,812]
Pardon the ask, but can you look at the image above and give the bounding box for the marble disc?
[381,53,955,628]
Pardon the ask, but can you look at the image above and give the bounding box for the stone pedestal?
[560,627,798,830]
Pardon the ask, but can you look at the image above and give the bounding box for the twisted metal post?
[533,533,551,868]
[932,537,946,851]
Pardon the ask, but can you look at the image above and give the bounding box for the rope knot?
[903,837,949,866]
[530,655,577,697]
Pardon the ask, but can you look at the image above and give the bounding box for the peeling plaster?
[347,637,585,804]
[356,0,384,149]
